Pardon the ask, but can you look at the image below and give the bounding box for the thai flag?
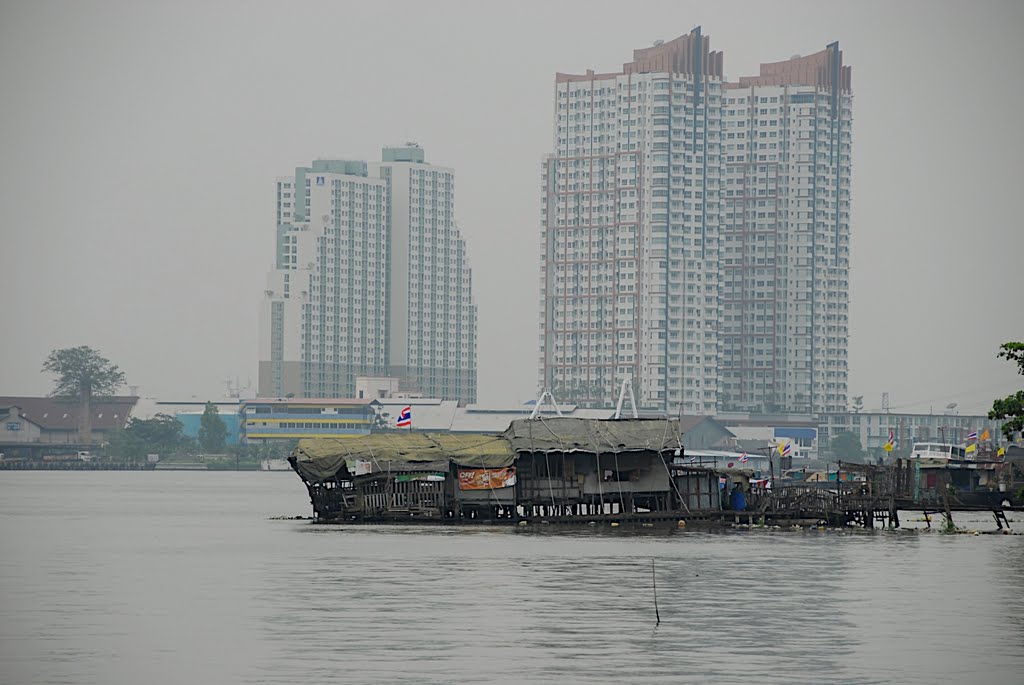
[965,430,978,441]
[781,441,793,457]
[739,452,749,463]
[396,406,412,428]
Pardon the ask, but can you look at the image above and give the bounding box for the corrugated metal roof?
[375,400,460,430]
[774,427,817,440]
[242,398,377,406]
[0,396,137,431]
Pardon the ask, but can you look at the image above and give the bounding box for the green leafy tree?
[851,395,864,414]
[830,431,864,461]
[42,346,126,445]
[108,414,186,460]
[989,342,1024,440]
[198,402,228,453]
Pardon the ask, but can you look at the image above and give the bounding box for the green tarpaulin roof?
[292,433,514,482]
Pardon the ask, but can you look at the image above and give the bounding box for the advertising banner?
[457,467,517,490]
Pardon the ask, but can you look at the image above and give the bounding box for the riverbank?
[0,458,265,471]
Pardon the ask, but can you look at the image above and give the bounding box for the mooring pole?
[651,558,660,626]
[942,487,954,531]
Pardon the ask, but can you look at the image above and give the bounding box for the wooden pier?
[0,459,152,471]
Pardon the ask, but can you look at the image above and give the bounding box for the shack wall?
[456,488,516,504]
[515,452,581,504]
[577,451,671,495]
[673,472,722,511]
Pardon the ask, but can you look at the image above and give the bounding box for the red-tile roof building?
[0,396,138,446]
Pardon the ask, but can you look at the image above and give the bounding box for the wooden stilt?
[942,489,954,531]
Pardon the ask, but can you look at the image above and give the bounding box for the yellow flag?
[883,443,893,452]
[997,447,1006,457]
[965,443,977,454]
[981,429,990,441]
[777,441,784,455]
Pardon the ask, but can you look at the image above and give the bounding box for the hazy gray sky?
[1,0,1021,414]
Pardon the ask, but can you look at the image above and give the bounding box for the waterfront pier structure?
[288,418,1021,528]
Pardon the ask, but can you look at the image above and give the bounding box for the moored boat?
[908,442,968,461]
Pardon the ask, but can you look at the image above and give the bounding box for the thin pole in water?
[651,558,660,626]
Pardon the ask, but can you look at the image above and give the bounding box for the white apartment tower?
[260,146,477,402]
[539,30,852,415]
[540,28,725,414]
[374,146,477,403]
[719,44,851,415]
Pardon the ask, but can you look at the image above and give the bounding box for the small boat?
[260,458,291,472]
[909,442,969,461]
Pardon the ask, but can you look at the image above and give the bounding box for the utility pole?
[760,445,776,485]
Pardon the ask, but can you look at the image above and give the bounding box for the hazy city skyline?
[1,0,1021,415]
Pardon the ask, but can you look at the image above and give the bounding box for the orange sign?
[457,467,517,490]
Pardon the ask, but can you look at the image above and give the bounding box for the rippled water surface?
[1,472,1022,685]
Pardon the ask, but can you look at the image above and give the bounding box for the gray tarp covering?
[291,419,690,482]
[502,417,684,454]
[291,434,515,482]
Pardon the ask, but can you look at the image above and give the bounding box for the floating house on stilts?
[289,416,739,524]
[288,417,1022,528]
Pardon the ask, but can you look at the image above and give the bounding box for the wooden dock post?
[942,488,954,531]
[651,558,660,626]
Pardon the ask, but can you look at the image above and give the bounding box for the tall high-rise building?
[720,46,852,415]
[259,145,477,402]
[539,29,851,415]
[539,29,725,414]
[374,146,478,402]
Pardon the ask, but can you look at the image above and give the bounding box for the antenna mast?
[529,388,564,419]
[614,379,639,419]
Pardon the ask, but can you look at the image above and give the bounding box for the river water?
[0,472,1021,685]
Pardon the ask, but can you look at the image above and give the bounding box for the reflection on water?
[0,473,1022,685]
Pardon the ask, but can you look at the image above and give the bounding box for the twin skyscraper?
[259,144,478,403]
[260,28,852,416]
[540,29,851,416]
